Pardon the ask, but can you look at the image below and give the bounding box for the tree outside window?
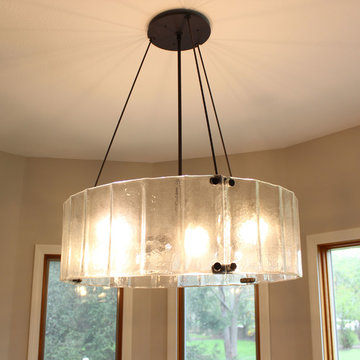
[39,256,122,360]
[184,286,257,360]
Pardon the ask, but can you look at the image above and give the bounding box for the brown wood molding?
[318,239,360,360]
[319,239,360,250]
[255,284,261,360]
[116,288,124,360]
[38,254,60,360]
[318,246,335,360]
[177,288,185,360]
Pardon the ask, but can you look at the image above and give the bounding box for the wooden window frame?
[28,245,124,360]
[177,286,261,360]
[307,227,360,360]
[38,254,60,360]
[318,240,360,360]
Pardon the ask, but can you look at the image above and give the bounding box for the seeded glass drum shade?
[61,175,302,288]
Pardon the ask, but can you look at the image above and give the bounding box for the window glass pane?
[185,286,257,360]
[330,246,360,360]
[43,260,118,360]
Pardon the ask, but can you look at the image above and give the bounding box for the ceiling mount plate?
[147,9,211,51]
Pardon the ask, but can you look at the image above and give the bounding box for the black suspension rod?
[177,33,182,176]
[186,16,218,175]
[94,41,152,187]
[197,45,233,177]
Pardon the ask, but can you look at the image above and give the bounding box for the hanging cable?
[94,41,152,187]
[177,32,183,176]
[186,16,218,175]
[197,45,233,177]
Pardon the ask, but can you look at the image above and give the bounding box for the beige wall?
[1,125,360,359]
[0,152,25,360]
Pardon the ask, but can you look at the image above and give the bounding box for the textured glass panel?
[183,176,224,275]
[293,196,302,277]
[84,186,111,277]
[258,182,283,273]
[61,175,302,287]
[282,190,296,274]
[60,199,71,280]
[109,182,142,276]
[67,191,86,278]
[44,260,117,360]
[144,177,182,274]
[228,180,259,274]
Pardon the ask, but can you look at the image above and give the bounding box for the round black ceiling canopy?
[147,9,211,51]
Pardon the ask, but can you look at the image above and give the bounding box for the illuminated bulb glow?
[83,217,111,274]
[184,226,209,258]
[110,217,133,271]
[84,217,134,275]
[237,218,269,245]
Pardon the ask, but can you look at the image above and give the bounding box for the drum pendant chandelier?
[60,9,302,288]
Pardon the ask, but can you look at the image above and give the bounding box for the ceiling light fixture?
[60,9,302,288]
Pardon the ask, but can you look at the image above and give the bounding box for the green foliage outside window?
[43,261,118,360]
[331,247,360,357]
[185,286,256,360]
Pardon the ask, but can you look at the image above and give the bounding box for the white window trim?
[27,244,133,360]
[306,227,360,360]
[167,284,271,360]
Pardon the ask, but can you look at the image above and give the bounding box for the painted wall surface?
[1,125,360,359]
[0,152,25,360]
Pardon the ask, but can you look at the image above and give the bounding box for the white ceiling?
[1,0,360,162]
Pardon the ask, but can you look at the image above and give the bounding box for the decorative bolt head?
[210,175,222,185]
[212,262,222,272]
[240,277,256,284]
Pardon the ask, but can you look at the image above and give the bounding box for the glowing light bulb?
[111,217,132,243]
[96,217,110,240]
[110,217,133,268]
[83,217,111,273]
[184,226,209,257]
[86,217,133,274]
[237,218,269,245]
